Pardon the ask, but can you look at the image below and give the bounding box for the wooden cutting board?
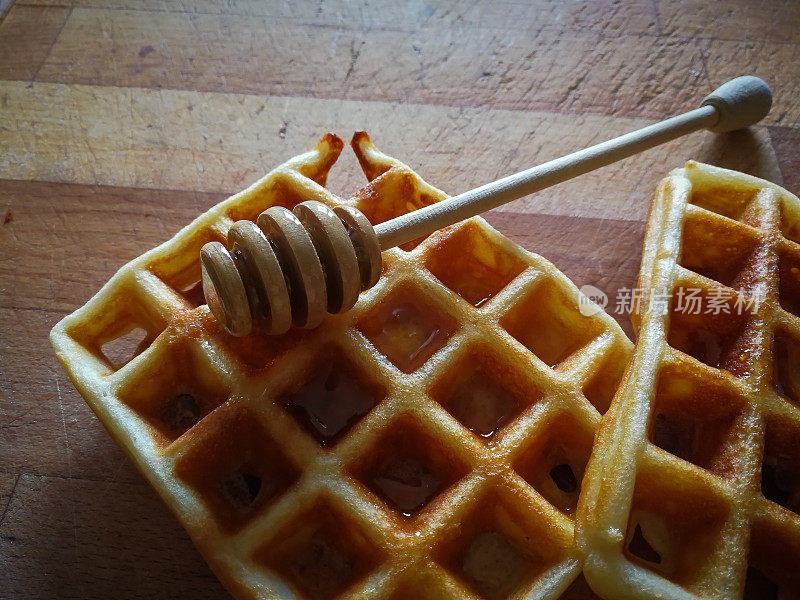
[1,1,798,598]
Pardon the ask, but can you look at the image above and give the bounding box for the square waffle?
[51,133,633,599]
[579,162,800,600]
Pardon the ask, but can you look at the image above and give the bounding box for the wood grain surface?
[0,1,798,598]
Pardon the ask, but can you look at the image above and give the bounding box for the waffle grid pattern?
[51,133,633,600]
[579,162,800,600]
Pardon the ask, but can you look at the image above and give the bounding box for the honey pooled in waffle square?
[578,162,800,600]
[51,132,633,600]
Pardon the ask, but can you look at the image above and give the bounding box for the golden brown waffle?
[579,162,800,600]
[51,133,632,600]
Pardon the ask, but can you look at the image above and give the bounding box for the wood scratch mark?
[343,39,363,83]
[51,312,83,594]
[0,473,21,526]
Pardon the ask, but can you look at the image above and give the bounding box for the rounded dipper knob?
[701,75,772,133]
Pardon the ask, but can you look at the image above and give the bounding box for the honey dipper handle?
[374,76,772,250]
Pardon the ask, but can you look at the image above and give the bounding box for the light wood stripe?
[17,0,661,35]
[0,81,782,222]
[657,0,800,44]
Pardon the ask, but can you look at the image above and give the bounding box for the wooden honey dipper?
[201,76,772,337]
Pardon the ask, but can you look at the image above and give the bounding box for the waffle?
[51,133,633,600]
[578,162,800,600]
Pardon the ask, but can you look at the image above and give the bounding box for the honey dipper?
[201,76,772,337]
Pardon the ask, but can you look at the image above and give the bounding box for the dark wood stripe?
[0,178,225,313]
[18,0,800,45]
[0,5,70,80]
[0,178,641,334]
[769,126,800,195]
[27,7,798,126]
[31,7,710,121]
[0,474,225,599]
